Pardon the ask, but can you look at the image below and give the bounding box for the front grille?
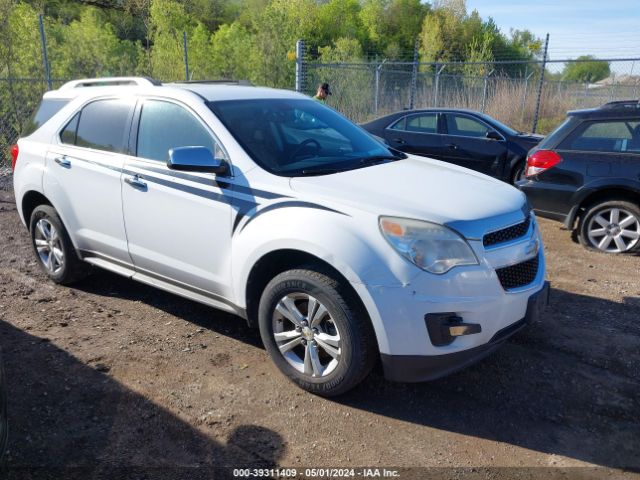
[496,255,539,290]
[483,216,531,247]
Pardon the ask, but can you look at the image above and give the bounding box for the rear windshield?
[22,98,69,137]
[208,98,402,176]
[536,117,575,150]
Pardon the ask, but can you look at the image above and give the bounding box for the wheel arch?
[568,186,640,230]
[21,190,52,228]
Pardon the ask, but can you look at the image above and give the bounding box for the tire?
[511,161,526,185]
[29,205,89,284]
[258,267,377,396]
[577,200,640,254]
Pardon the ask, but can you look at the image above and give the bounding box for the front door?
[121,98,233,300]
[441,112,507,177]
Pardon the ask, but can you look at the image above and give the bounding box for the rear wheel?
[258,267,377,396]
[29,205,88,284]
[578,200,640,253]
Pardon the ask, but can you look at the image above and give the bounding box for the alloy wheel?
[272,292,342,378]
[587,207,640,253]
[34,218,65,274]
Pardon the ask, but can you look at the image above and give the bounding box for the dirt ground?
[0,173,638,480]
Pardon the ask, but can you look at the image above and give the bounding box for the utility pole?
[532,33,549,133]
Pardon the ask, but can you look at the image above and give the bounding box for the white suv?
[12,77,548,396]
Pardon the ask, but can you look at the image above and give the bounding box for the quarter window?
[446,114,493,138]
[73,99,132,153]
[60,113,79,145]
[136,100,225,162]
[561,120,640,153]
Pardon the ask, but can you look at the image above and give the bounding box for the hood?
[290,156,527,229]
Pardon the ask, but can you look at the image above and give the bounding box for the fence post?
[532,33,549,133]
[183,31,189,81]
[38,14,52,90]
[374,60,386,115]
[521,69,534,122]
[295,40,306,93]
[481,69,494,113]
[408,39,419,109]
[433,64,445,107]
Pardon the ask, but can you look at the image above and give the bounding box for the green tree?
[562,56,611,83]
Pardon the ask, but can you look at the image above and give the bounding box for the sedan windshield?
[208,98,404,176]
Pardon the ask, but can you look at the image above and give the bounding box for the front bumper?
[381,281,550,382]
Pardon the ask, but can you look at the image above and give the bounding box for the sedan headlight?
[379,217,478,274]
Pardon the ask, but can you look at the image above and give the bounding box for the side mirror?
[485,130,502,141]
[167,146,228,175]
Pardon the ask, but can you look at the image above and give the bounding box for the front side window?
[136,100,225,162]
[208,98,403,176]
[73,99,132,153]
[446,114,493,138]
[561,120,640,153]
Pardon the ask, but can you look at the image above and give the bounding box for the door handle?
[392,138,406,145]
[124,175,147,190]
[446,143,458,150]
[54,156,71,168]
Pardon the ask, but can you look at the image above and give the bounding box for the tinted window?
[209,99,401,176]
[60,113,79,145]
[537,118,574,150]
[22,99,69,136]
[137,100,224,162]
[406,114,438,133]
[561,120,640,153]
[389,117,406,131]
[446,114,492,138]
[75,99,132,153]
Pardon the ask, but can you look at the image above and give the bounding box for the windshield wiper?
[358,154,404,166]
[299,167,342,176]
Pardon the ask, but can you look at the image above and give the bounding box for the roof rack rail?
[171,79,253,86]
[59,76,161,90]
[601,100,640,110]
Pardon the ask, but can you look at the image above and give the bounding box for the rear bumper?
[381,281,550,382]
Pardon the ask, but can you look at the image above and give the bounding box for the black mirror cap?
[167,146,228,175]
[486,130,502,141]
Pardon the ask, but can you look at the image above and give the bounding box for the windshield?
[479,113,520,136]
[208,98,404,176]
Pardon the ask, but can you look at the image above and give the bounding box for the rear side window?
[537,118,574,150]
[22,99,69,136]
[64,99,133,153]
[406,114,438,133]
[136,100,225,162]
[560,120,640,153]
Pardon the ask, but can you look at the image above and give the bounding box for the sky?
[465,0,640,74]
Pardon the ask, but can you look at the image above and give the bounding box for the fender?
[564,178,640,228]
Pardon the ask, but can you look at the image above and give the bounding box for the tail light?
[525,150,561,177]
[10,144,19,170]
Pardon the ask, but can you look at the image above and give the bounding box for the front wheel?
[258,268,377,396]
[578,200,640,253]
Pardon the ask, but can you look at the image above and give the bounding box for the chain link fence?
[302,58,640,133]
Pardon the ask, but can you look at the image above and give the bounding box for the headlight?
[379,217,478,274]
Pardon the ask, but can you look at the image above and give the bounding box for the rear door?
[43,97,135,265]
[121,98,233,299]
[440,112,508,176]
[384,112,447,160]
